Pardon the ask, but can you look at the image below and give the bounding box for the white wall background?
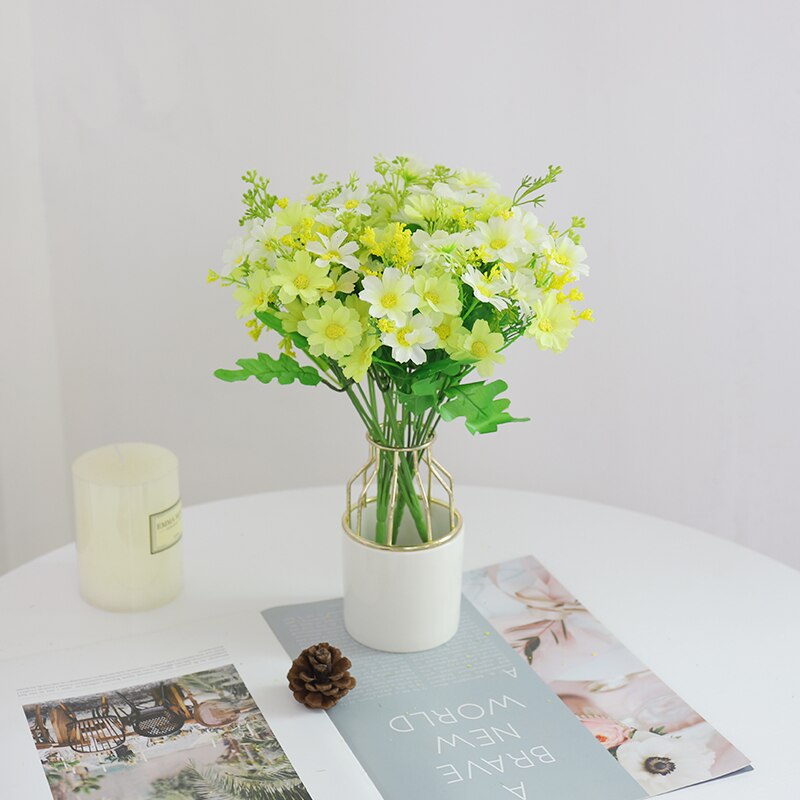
[2,0,799,574]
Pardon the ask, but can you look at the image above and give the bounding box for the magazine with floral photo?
[462,556,752,795]
[264,555,750,800]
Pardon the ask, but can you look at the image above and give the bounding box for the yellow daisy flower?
[457,319,505,377]
[271,251,330,305]
[526,293,578,351]
[233,269,272,319]
[298,299,363,359]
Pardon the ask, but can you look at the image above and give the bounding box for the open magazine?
[1,614,381,800]
[1,555,749,799]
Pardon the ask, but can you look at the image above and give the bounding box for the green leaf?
[397,359,467,411]
[254,309,310,350]
[213,367,252,383]
[413,356,463,379]
[439,380,529,434]
[397,391,436,415]
[411,374,447,397]
[215,352,321,386]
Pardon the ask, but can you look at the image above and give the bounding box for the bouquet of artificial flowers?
[211,155,591,543]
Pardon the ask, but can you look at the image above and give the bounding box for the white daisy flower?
[510,267,542,316]
[411,229,466,269]
[470,216,532,265]
[247,217,290,248]
[306,229,360,270]
[519,211,552,255]
[448,168,499,193]
[462,266,510,310]
[546,235,589,277]
[430,181,472,205]
[381,313,437,365]
[359,267,418,325]
[330,186,371,217]
[222,237,250,272]
[315,210,339,228]
[616,732,715,794]
[246,218,291,265]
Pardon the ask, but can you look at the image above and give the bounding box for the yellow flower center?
[345,199,359,210]
[471,341,489,358]
[377,319,396,333]
[538,318,553,332]
[549,271,573,290]
[450,206,466,224]
[554,253,570,266]
[490,238,507,250]
[293,274,310,289]
[276,197,289,209]
[382,292,398,308]
[434,323,451,341]
[395,327,412,346]
[323,250,339,261]
[254,292,268,307]
[325,323,345,340]
[423,290,439,306]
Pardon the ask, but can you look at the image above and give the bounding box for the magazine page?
[462,555,752,794]
[265,597,646,800]
[264,555,751,800]
[0,613,382,800]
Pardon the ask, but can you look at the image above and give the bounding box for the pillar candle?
[72,443,183,611]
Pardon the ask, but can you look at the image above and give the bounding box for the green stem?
[391,491,406,545]
[379,386,428,542]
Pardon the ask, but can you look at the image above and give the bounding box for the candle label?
[149,498,183,554]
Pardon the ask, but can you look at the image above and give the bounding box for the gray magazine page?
[264,597,645,800]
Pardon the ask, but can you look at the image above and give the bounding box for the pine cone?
[287,642,356,710]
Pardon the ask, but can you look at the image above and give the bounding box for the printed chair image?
[30,705,55,749]
[117,684,185,738]
[58,697,127,754]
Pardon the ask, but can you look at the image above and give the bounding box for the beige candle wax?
[72,443,183,611]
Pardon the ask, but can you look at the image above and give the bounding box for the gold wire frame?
[345,436,456,545]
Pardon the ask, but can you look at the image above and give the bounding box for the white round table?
[1,486,796,798]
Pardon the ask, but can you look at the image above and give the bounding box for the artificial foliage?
[211,155,591,544]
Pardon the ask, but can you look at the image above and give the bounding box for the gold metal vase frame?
[345,436,457,547]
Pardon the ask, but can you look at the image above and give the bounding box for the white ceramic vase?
[342,500,464,652]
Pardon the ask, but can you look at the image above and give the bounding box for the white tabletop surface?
[1,486,797,798]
